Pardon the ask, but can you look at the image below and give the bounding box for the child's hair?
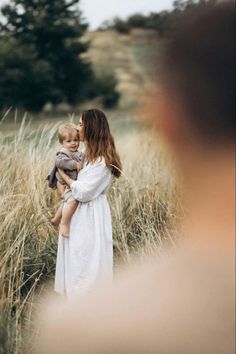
[58,123,78,144]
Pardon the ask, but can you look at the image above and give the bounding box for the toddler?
[47,123,84,237]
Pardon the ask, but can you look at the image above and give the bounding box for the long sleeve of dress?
[71,158,112,203]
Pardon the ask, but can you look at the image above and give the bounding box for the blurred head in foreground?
[155,0,235,252]
[161,1,235,149]
[36,2,235,354]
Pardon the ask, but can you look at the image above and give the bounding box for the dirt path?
[84,29,159,108]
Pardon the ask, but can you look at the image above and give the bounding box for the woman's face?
[77,117,85,142]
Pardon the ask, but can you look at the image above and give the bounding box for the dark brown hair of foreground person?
[162,0,235,146]
[81,108,122,177]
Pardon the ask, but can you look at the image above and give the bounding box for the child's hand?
[76,162,83,171]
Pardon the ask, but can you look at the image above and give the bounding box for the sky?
[0,0,174,30]
[80,0,174,30]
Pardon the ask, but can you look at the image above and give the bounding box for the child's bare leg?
[57,181,65,198]
[51,206,62,227]
[59,200,78,238]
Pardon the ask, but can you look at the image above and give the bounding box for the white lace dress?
[54,157,113,298]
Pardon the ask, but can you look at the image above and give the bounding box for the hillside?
[0,29,160,135]
[83,28,160,109]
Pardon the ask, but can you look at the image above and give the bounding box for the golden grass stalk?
[0,116,181,353]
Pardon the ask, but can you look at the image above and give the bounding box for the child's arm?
[57,169,74,187]
[55,153,77,171]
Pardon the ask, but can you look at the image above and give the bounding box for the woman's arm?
[57,169,74,187]
[70,160,112,203]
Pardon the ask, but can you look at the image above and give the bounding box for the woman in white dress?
[54,109,122,298]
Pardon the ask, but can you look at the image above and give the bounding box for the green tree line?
[100,0,217,36]
[0,0,119,112]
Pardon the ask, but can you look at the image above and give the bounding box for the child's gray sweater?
[47,147,84,189]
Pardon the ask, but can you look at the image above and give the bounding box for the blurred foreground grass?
[0,112,182,353]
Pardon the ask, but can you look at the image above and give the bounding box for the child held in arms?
[47,123,84,237]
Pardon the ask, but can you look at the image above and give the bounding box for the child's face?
[62,132,79,152]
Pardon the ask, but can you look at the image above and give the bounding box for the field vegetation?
[0,28,183,353]
[0,112,181,353]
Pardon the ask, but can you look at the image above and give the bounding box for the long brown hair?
[81,109,122,178]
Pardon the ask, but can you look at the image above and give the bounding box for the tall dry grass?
[0,115,182,353]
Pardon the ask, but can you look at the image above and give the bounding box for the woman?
[55,109,122,298]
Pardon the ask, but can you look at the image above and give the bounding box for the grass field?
[0,111,182,353]
[0,29,182,353]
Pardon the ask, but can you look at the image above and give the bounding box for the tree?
[112,17,130,34]
[0,0,93,111]
[0,39,54,111]
[173,0,214,13]
[127,14,147,28]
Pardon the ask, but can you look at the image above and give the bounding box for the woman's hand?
[76,162,83,171]
[58,169,74,187]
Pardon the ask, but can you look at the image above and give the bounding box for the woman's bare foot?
[59,223,70,238]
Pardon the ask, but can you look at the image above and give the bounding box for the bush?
[127,14,148,28]
[97,72,120,108]
[87,71,120,108]
[112,17,131,34]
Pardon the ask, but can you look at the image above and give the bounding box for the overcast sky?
[0,0,174,30]
[80,0,174,29]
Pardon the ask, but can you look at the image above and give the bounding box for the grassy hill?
[83,28,160,108]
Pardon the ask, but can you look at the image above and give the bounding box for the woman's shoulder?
[86,157,106,167]
[85,157,112,175]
